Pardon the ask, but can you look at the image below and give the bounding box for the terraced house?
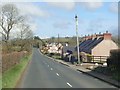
[77,31,118,62]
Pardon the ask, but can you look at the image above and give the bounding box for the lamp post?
[75,15,80,64]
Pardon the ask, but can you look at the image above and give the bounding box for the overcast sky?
[1,0,119,39]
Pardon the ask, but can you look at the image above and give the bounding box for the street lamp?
[75,15,80,64]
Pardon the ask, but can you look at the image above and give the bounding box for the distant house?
[62,46,75,54]
[76,31,118,57]
[47,43,63,54]
[61,46,75,62]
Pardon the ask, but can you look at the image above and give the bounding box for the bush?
[2,51,28,73]
[107,49,120,71]
[86,54,93,62]
[48,53,54,57]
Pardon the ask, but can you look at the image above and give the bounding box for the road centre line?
[51,68,53,70]
[66,82,72,87]
[56,73,60,76]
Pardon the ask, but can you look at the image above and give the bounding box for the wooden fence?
[87,56,109,63]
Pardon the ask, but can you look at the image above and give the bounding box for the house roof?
[75,37,103,54]
[63,46,75,53]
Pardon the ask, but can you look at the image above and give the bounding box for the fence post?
[93,56,94,63]
[100,56,101,63]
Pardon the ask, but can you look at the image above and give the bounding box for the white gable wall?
[92,40,118,56]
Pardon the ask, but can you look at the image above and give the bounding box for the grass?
[12,46,21,51]
[2,54,32,88]
[52,55,61,60]
[112,71,120,82]
[0,75,2,89]
[92,66,120,82]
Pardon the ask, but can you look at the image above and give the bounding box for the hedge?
[107,49,120,71]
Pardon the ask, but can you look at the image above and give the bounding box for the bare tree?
[17,24,33,51]
[0,4,24,42]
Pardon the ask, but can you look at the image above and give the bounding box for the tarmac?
[45,55,120,88]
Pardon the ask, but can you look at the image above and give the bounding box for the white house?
[78,31,118,57]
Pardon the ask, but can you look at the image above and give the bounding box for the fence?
[2,51,28,73]
[86,56,109,64]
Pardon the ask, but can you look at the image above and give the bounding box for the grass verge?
[113,71,120,82]
[52,55,61,60]
[2,54,32,88]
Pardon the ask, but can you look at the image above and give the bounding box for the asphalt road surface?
[18,48,117,88]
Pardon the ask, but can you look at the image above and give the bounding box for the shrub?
[2,51,28,73]
[107,49,120,71]
[86,54,93,62]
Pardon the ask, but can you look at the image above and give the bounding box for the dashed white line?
[66,82,72,87]
[77,71,82,73]
[56,73,60,76]
[51,68,53,70]
[48,65,49,67]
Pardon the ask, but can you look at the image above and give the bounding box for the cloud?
[79,2,103,11]
[44,0,74,2]
[39,36,50,39]
[109,2,118,13]
[15,3,50,18]
[53,21,72,29]
[45,0,75,10]
[87,18,118,35]
[0,3,42,37]
[48,2,75,10]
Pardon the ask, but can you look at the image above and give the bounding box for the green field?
[42,37,82,46]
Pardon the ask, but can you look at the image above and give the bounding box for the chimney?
[103,31,111,40]
[96,32,103,39]
[84,35,89,40]
[82,35,86,41]
[87,34,92,39]
[92,33,96,40]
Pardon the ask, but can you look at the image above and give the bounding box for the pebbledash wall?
[91,32,118,56]
[92,39,118,56]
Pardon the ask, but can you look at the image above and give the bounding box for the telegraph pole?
[75,15,80,64]
[58,34,59,44]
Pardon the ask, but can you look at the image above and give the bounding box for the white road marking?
[77,71,82,73]
[51,68,53,70]
[56,73,59,76]
[48,65,49,67]
[66,82,72,87]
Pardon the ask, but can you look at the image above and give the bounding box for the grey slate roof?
[75,37,103,54]
[63,46,75,53]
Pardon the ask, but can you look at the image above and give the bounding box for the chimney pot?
[103,32,111,40]
[106,31,108,33]
[83,35,86,41]
[92,34,96,40]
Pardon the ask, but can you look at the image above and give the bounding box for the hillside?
[42,36,82,46]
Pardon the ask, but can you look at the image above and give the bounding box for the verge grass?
[2,54,32,88]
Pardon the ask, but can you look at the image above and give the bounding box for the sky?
[0,0,119,39]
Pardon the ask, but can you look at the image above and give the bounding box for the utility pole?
[58,34,59,44]
[75,15,80,64]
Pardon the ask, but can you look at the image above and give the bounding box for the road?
[18,48,116,88]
